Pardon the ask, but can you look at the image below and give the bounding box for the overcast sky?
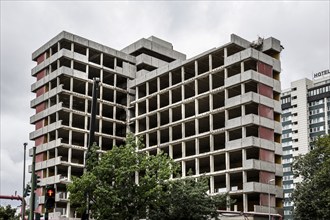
[1,1,329,207]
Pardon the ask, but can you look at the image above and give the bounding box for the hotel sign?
[313,69,330,79]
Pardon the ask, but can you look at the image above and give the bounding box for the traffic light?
[23,183,31,197]
[45,185,55,210]
[35,174,41,188]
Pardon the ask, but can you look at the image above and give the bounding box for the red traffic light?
[47,189,54,197]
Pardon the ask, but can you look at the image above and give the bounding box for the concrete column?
[210,175,215,194]
[86,48,89,60]
[169,145,173,158]
[182,161,186,177]
[224,48,228,58]
[135,104,139,133]
[210,154,214,172]
[210,134,214,152]
[114,58,117,68]
[209,54,212,71]
[195,60,198,76]
[169,71,173,87]
[209,109,213,131]
[195,158,199,175]
[195,138,199,155]
[100,53,104,67]
[241,61,245,73]
[243,194,248,212]
[70,42,74,52]
[225,152,230,170]
[66,202,71,217]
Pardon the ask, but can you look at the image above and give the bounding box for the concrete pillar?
[209,54,212,71]
[243,193,248,212]
[210,175,215,194]
[195,60,198,76]
[182,161,186,177]
[241,61,245,73]
[195,158,199,175]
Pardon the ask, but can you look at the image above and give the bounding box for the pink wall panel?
[36,70,45,81]
[34,136,44,146]
[36,53,45,65]
[257,61,273,78]
[35,120,43,130]
[258,83,273,99]
[36,86,46,97]
[259,126,274,141]
[36,103,46,113]
[259,171,275,183]
[260,193,275,206]
[259,104,274,120]
[260,149,274,163]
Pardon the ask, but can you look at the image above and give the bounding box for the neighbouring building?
[30,31,283,219]
[281,69,330,219]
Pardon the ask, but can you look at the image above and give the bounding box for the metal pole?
[268,183,270,220]
[83,77,99,220]
[29,147,36,220]
[268,179,275,220]
[22,142,27,220]
[87,77,100,157]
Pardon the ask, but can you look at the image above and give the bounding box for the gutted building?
[30,31,283,219]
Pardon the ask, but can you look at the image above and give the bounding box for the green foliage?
[68,133,227,219]
[0,205,19,220]
[292,135,330,219]
[148,176,227,220]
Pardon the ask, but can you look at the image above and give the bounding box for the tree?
[292,134,330,219]
[0,205,19,220]
[68,133,227,219]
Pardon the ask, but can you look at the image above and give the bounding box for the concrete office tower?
[30,31,283,219]
[281,70,330,220]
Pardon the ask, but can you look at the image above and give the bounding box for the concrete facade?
[30,31,283,219]
[281,71,330,219]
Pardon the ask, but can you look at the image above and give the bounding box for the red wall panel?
[260,193,275,206]
[259,171,275,183]
[259,126,274,141]
[36,103,46,113]
[257,61,273,78]
[36,53,45,65]
[36,70,46,81]
[258,83,273,99]
[34,136,45,146]
[260,149,274,163]
[259,104,274,120]
[35,120,43,130]
[36,86,46,97]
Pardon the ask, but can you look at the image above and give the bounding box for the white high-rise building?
[281,69,330,219]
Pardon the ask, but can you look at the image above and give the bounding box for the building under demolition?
[30,31,283,219]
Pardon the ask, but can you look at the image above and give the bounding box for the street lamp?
[22,142,28,220]
[268,178,275,220]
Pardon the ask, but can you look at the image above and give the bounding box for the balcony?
[244,159,275,173]
[226,136,276,152]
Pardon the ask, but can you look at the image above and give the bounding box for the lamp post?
[22,142,28,220]
[268,178,275,220]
